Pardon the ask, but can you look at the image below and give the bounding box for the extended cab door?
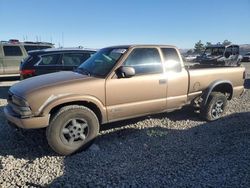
[2,45,26,74]
[106,47,167,121]
[161,48,189,109]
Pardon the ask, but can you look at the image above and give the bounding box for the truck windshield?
[78,47,127,77]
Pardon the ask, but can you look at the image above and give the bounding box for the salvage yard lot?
[0,64,250,187]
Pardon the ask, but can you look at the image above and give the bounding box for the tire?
[200,92,228,121]
[46,105,99,155]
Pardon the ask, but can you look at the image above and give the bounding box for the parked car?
[0,39,54,76]
[196,44,242,66]
[20,48,96,79]
[4,45,245,155]
[242,52,250,62]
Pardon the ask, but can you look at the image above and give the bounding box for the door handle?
[159,79,167,84]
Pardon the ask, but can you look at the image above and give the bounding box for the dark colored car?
[242,52,250,62]
[20,48,96,79]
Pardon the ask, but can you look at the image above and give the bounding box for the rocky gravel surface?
[0,78,249,187]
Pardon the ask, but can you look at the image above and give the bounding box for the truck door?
[106,47,167,121]
[161,48,189,109]
[2,45,25,74]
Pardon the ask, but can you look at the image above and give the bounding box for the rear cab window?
[161,48,182,72]
[123,48,163,75]
[3,46,23,56]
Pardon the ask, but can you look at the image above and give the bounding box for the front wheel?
[200,92,228,121]
[46,105,99,155]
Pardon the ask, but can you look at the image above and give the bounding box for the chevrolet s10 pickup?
[4,45,245,155]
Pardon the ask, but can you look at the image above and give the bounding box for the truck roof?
[107,44,178,49]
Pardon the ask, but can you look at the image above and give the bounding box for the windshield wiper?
[75,67,91,76]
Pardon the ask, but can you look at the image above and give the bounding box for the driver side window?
[123,48,163,75]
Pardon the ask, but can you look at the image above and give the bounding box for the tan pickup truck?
[4,45,245,155]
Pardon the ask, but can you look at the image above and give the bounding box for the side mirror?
[116,66,135,78]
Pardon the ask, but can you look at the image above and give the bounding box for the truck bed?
[185,64,245,97]
[185,62,235,69]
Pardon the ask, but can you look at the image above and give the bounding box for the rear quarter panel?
[188,67,245,94]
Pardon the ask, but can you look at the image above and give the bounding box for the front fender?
[38,94,107,123]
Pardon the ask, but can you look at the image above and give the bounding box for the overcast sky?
[0,0,250,48]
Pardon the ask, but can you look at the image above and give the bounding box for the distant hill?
[239,44,250,55]
[178,48,189,54]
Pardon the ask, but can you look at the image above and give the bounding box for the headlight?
[9,94,32,118]
[12,95,29,107]
[14,106,33,117]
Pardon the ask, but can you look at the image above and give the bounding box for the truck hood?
[10,71,90,97]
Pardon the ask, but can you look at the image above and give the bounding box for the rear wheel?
[46,105,99,155]
[200,92,228,121]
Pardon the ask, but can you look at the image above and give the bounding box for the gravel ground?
[0,77,249,187]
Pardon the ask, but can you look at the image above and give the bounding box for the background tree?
[186,49,193,55]
[194,40,205,54]
[206,42,212,47]
[222,39,232,46]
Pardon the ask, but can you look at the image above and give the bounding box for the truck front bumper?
[4,105,50,129]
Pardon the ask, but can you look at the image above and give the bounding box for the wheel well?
[212,83,233,100]
[49,101,102,123]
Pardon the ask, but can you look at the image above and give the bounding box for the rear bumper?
[4,105,50,129]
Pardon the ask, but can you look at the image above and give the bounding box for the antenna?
[62,32,64,47]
